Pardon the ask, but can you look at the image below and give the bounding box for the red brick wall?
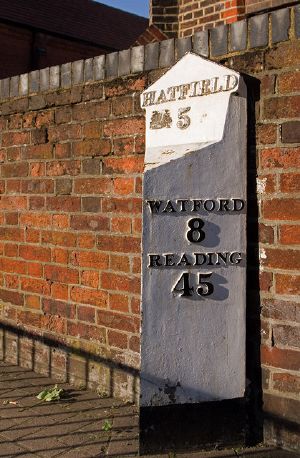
[0,4,299,449]
[179,0,245,36]
[0,75,146,401]
[151,0,298,37]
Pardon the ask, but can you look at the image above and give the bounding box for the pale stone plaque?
[141,53,247,407]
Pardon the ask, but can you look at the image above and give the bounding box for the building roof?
[134,24,168,46]
[0,0,148,50]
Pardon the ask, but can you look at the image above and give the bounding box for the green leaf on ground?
[102,419,112,431]
[36,384,64,402]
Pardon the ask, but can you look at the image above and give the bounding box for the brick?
[279,225,300,245]
[56,178,72,195]
[77,305,96,323]
[262,248,300,271]
[108,330,128,349]
[55,106,72,124]
[256,124,277,145]
[263,393,300,424]
[265,40,300,70]
[102,197,142,214]
[2,162,28,178]
[48,124,81,142]
[273,373,300,395]
[102,157,144,174]
[273,324,300,349]
[113,177,135,196]
[82,121,102,139]
[52,214,69,229]
[263,199,300,221]
[27,262,43,277]
[276,274,300,296]
[70,215,109,232]
[277,71,300,94]
[0,257,26,274]
[110,254,130,273]
[19,245,51,262]
[21,277,51,295]
[97,309,139,333]
[0,197,27,211]
[0,287,24,307]
[52,247,69,264]
[111,216,132,234]
[51,283,68,301]
[261,345,300,371]
[262,298,298,322]
[259,271,273,293]
[113,137,135,156]
[82,158,101,175]
[2,131,30,147]
[73,139,111,157]
[45,265,79,284]
[264,96,300,120]
[25,294,40,310]
[25,144,53,159]
[41,314,66,334]
[46,160,80,176]
[31,127,47,144]
[36,110,54,127]
[5,212,19,226]
[81,270,99,288]
[70,286,108,308]
[281,121,300,143]
[259,224,274,244]
[97,235,140,254]
[82,197,101,212]
[41,230,76,247]
[103,117,144,137]
[109,293,129,312]
[74,178,112,194]
[29,196,45,210]
[260,147,300,169]
[30,162,45,177]
[280,173,300,193]
[55,143,71,159]
[295,4,300,38]
[21,179,54,194]
[101,272,140,294]
[71,251,109,269]
[47,196,81,212]
[67,321,106,343]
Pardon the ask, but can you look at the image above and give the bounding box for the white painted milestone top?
[141,53,246,169]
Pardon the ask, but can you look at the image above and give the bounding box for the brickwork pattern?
[179,0,245,37]
[0,4,299,450]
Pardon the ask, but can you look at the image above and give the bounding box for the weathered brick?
[273,373,300,395]
[46,196,81,212]
[261,345,300,371]
[71,251,109,269]
[70,286,108,308]
[108,329,128,349]
[263,199,300,221]
[281,121,300,143]
[2,162,28,178]
[102,157,144,174]
[103,117,145,137]
[280,173,300,193]
[101,272,140,294]
[45,265,79,284]
[46,160,80,176]
[279,225,300,245]
[19,245,51,262]
[97,309,139,333]
[77,305,96,323]
[264,96,300,120]
[276,274,300,296]
[70,215,109,232]
[260,147,300,169]
[41,230,76,247]
[74,178,112,194]
[73,139,111,157]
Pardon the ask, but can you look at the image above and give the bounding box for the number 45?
[173,272,214,298]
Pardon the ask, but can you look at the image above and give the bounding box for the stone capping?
[0,4,299,102]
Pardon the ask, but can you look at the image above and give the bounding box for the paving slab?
[0,361,299,458]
